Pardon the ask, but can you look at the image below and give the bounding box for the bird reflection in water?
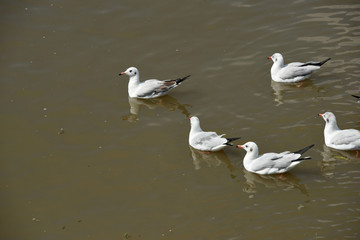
[242,170,309,196]
[122,95,192,122]
[189,147,237,178]
[271,80,314,106]
[319,144,359,179]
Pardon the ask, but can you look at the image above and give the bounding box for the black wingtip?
[226,137,241,143]
[300,58,331,67]
[351,94,360,99]
[293,144,315,155]
[175,75,191,85]
[319,57,331,66]
[291,156,312,162]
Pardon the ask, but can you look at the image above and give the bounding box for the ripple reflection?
[189,147,236,177]
[242,170,309,196]
[123,95,192,122]
[319,144,359,178]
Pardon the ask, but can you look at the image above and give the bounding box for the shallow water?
[1,0,360,239]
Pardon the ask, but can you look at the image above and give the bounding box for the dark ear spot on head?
[250,148,253,152]
[326,118,329,123]
[134,72,137,75]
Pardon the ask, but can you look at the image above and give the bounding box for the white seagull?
[351,95,360,103]
[120,67,190,99]
[236,142,314,175]
[318,112,360,151]
[268,53,330,83]
[189,116,241,152]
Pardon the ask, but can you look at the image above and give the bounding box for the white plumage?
[120,67,190,99]
[318,112,360,151]
[268,53,330,83]
[189,116,240,152]
[236,142,314,175]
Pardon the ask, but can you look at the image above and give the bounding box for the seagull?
[351,95,360,103]
[267,53,331,83]
[236,142,314,175]
[318,112,360,151]
[119,67,190,99]
[189,116,241,152]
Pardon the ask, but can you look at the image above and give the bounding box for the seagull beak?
[318,113,323,117]
[267,56,272,60]
[119,72,126,76]
[236,145,243,149]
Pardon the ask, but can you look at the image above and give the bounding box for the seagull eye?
[129,70,132,73]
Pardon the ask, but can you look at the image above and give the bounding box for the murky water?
[1,0,360,239]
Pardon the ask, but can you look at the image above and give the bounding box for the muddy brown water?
[1,1,359,239]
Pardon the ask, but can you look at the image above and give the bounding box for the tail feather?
[293,144,315,155]
[225,137,241,146]
[319,57,331,66]
[300,58,331,67]
[291,156,311,162]
[175,75,191,85]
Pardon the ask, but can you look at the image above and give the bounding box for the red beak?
[318,113,323,117]
[236,145,243,149]
[267,56,272,60]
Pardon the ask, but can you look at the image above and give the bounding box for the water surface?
[1,0,360,239]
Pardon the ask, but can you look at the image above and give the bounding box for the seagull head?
[236,142,259,159]
[318,112,336,124]
[120,67,139,77]
[189,116,203,132]
[268,53,284,64]
[236,141,258,153]
[189,116,200,125]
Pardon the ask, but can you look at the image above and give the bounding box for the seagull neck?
[271,60,284,74]
[325,120,340,133]
[128,74,140,85]
[243,150,259,172]
[190,124,203,135]
[243,149,259,162]
[128,75,140,95]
